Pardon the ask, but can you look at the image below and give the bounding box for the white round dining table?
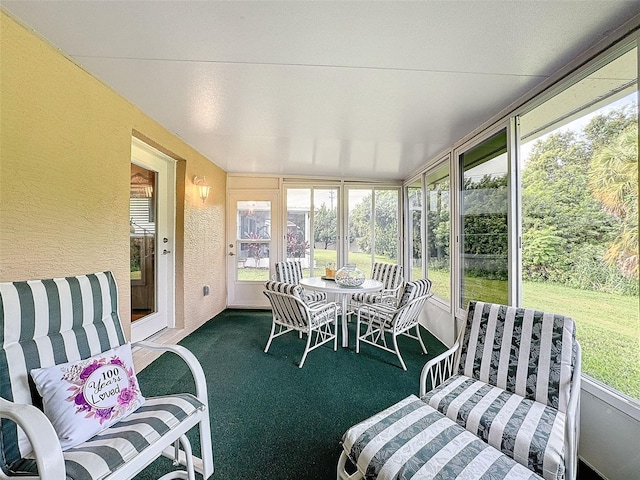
[299,277,383,347]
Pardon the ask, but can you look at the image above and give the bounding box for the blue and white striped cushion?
[1,272,125,468]
[458,302,576,412]
[342,395,542,480]
[7,394,204,480]
[422,375,566,480]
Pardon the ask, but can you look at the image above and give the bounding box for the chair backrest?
[389,279,432,330]
[263,281,310,330]
[371,263,403,290]
[274,261,304,285]
[0,271,125,468]
[397,278,431,308]
[457,301,577,412]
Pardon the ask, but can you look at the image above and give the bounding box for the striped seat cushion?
[421,375,565,480]
[8,394,204,480]
[342,395,542,480]
[303,290,327,303]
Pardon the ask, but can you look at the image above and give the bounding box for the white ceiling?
[3,1,639,180]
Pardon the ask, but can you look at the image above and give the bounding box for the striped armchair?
[355,278,432,370]
[0,272,214,480]
[350,262,403,309]
[274,260,327,303]
[420,301,581,480]
[263,281,338,368]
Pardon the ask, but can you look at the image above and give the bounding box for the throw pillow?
[30,342,145,450]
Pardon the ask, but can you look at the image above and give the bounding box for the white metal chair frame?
[263,287,339,368]
[355,291,431,371]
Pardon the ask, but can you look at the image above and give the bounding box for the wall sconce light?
[194,176,211,203]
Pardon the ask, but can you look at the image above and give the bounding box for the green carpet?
[132,308,447,479]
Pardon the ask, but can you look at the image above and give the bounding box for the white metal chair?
[0,272,214,480]
[350,262,403,309]
[263,281,338,368]
[274,260,327,303]
[355,278,432,370]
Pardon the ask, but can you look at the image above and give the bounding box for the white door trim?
[130,137,176,341]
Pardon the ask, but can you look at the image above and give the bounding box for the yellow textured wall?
[0,11,227,337]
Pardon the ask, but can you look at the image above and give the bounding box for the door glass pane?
[130,164,156,321]
[236,200,271,281]
[519,47,639,401]
[426,164,451,301]
[286,188,311,269]
[459,129,508,308]
[407,180,423,281]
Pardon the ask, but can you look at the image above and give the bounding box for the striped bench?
[0,272,214,480]
[339,395,542,480]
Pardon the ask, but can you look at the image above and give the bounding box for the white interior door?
[227,190,280,307]
[130,138,176,341]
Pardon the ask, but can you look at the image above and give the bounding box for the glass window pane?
[426,165,451,300]
[348,188,373,274]
[459,129,509,309]
[519,47,639,401]
[313,188,338,277]
[407,180,423,281]
[348,188,400,276]
[286,188,311,267]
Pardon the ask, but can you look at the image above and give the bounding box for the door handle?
[162,249,171,255]
[229,252,236,256]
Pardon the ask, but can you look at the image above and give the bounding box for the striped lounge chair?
[0,271,214,480]
[420,301,581,480]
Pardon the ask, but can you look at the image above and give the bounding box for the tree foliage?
[314,203,337,249]
[521,105,638,294]
[349,191,398,258]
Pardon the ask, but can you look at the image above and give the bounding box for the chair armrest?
[419,341,460,397]
[133,341,209,403]
[0,397,65,480]
[564,341,582,480]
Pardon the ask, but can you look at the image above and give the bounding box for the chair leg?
[415,324,428,354]
[337,450,364,480]
[333,315,338,351]
[392,333,407,371]
[264,322,277,353]
[298,328,314,368]
[355,315,361,353]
